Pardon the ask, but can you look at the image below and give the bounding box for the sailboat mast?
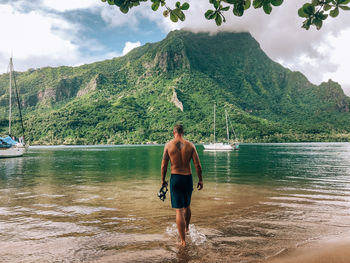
[225,109,229,141]
[11,58,26,140]
[213,103,216,145]
[8,58,12,135]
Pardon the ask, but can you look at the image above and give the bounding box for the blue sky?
[59,8,167,59]
[1,0,350,94]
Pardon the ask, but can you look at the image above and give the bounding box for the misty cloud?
[122,41,141,55]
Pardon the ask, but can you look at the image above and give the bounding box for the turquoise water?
[1,143,350,262]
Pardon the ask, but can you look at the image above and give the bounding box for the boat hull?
[203,143,233,151]
[0,146,26,158]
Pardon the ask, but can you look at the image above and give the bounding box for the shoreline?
[24,141,350,148]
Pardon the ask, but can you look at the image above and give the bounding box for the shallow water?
[1,143,350,262]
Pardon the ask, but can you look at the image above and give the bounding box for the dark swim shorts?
[170,174,193,208]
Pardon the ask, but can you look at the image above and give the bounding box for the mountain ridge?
[1,30,350,145]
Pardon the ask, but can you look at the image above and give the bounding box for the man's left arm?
[161,144,170,186]
[191,144,203,190]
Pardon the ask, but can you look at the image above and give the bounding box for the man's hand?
[197,181,203,190]
[162,181,168,187]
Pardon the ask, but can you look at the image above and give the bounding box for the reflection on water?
[1,143,350,262]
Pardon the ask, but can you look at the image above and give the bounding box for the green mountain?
[1,30,350,145]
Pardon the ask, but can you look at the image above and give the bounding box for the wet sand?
[267,241,350,263]
[88,235,350,263]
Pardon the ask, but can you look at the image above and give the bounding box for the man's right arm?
[192,144,203,190]
[161,144,170,186]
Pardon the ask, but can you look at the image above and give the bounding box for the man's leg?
[176,208,186,246]
[184,206,191,233]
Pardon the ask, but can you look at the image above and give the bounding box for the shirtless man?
[161,124,203,247]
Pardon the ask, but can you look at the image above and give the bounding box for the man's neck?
[174,134,183,140]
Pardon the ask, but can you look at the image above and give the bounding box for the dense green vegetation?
[1,30,350,145]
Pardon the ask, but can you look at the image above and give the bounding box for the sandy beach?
[267,235,350,263]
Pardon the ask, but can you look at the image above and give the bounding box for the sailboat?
[0,57,27,158]
[203,104,239,151]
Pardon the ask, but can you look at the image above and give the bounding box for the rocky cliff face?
[318,80,350,112]
[171,89,184,111]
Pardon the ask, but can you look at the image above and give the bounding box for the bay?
[1,143,350,262]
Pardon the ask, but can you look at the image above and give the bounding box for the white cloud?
[0,3,119,73]
[101,5,141,29]
[323,29,350,92]
[0,4,80,71]
[122,41,141,55]
[42,0,99,12]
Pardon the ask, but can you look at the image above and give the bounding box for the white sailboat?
[0,57,27,158]
[204,104,238,151]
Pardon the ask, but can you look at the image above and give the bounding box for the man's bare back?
[161,138,201,176]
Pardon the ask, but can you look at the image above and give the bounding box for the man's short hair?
[173,124,184,135]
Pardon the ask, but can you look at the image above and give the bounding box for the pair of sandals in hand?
[157,182,168,202]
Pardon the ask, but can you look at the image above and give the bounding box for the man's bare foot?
[177,240,186,247]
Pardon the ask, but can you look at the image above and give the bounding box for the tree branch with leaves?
[101,0,350,30]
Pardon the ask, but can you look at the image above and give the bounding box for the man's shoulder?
[184,140,195,148]
[165,139,175,148]
[166,139,175,144]
[165,138,195,148]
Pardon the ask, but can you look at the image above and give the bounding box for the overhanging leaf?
[302,3,315,15]
[170,11,179,22]
[215,13,223,25]
[173,8,185,21]
[181,2,190,10]
[205,10,215,19]
[298,7,308,17]
[253,0,263,8]
[329,7,339,17]
[323,4,332,11]
[221,6,230,11]
[314,18,323,29]
[114,0,124,6]
[233,5,244,16]
[213,0,220,9]
[339,5,350,10]
[263,2,272,14]
[244,0,251,9]
[120,5,129,13]
[151,1,160,11]
[302,18,312,30]
[271,0,283,7]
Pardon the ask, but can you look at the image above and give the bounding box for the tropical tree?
[100,0,350,30]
